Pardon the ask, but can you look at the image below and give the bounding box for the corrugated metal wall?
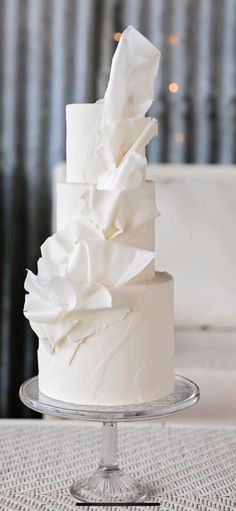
[0,0,235,417]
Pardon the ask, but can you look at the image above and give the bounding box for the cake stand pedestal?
[19,375,199,504]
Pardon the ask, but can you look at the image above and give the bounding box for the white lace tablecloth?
[0,420,235,510]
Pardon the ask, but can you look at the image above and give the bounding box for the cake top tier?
[66,26,160,185]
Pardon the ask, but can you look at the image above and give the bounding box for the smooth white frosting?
[38,272,174,405]
[56,182,87,231]
[66,103,103,183]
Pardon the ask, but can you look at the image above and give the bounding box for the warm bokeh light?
[168,82,180,93]
[167,35,181,47]
[174,132,185,143]
[114,32,122,42]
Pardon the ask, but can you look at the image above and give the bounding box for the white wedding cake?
[24,26,174,405]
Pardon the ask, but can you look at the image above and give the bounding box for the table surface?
[0,420,235,510]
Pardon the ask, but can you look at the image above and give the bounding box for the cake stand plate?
[19,375,199,504]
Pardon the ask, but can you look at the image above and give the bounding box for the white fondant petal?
[66,240,155,287]
[41,218,101,264]
[97,117,156,172]
[24,293,65,322]
[81,188,158,241]
[71,282,112,310]
[24,269,46,297]
[98,152,147,190]
[48,277,78,310]
[102,26,160,122]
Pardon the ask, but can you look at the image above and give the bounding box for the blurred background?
[0,0,236,418]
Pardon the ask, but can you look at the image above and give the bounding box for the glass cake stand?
[19,375,199,504]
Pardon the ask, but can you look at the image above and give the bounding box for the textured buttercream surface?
[38,272,174,406]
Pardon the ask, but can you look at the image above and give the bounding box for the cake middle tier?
[38,272,174,406]
[57,180,156,282]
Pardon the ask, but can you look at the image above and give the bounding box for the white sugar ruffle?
[81,187,158,239]
[24,220,154,347]
[101,25,160,123]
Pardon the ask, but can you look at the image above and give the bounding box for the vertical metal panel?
[218,0,236,163]
[123,0,143,28]
[147,0,165,163]
[96,0,117,98]
[0,0,236,417]
[48,0,68,170]
[193,0,213,163]
[165,0,189,163]
[73,0,97,102]
[1,0,29,417]
[1,0,22,416]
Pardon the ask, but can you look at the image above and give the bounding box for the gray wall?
[0,0,236,417]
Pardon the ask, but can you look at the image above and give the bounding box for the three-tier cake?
[24,26,174,405]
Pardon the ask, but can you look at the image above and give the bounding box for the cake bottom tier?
[38,272,175,406]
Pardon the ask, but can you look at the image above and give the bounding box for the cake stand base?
[70,468,148,503]
[70,422,148,503]
[19,375,199,504]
